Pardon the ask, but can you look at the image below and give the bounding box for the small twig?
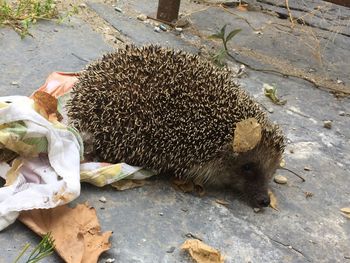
[71,53,89,63]
[285,0,294,27]
[267,235,310,261]
[280,167,305,182]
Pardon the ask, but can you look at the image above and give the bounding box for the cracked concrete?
[0,0,350,262]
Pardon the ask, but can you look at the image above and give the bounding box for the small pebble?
[99,196,107,203]
[175,27,183,32]
[289,149,294,153]
[166,246,176,253]
[288,245,292,249]
[336,79,343,84]
[267,108,274,113]
[137,14,147,21]
[323,120,332,129]
[339,111,345,116]
[181,208,188,212]
[304,166,312,171]
[10,81,19,85]
[79,3,87,8]
[53,28,59,32]
[159,212,164,216]
[154,26,161,33]
[274,175,287,184]
[105,259,115,263]
[159,24,167,31]
[253,208,261,213]
[114,7,122,13]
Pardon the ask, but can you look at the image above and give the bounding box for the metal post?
[157,0,181,22]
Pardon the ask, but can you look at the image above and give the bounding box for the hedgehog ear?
[232,118,262,153]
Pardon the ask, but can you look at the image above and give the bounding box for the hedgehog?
[67,45,285,208]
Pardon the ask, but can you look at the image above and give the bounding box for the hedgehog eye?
[242,163,254,172]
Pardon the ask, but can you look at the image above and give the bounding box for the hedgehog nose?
[257,196,270,207]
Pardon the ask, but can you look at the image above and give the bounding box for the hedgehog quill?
[67,45,285,208]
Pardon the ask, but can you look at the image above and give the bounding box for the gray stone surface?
[1,1,350,262]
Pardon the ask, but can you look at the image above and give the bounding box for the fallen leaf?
[215,199,230,206]
[236,3,248,11]
[111,179,146,191]
[233,118,262,152]
[19,203,112,263]
[5,158,23,186]
[268,190,279,211]
[263,83,287,105]
[32,91,63,121]
[181,239,225,263]
[341,208,350,214]
[280,159,286,168]
[172,179,206,196]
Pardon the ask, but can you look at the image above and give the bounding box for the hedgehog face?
[226,143,282,208]
[189,142,282,208]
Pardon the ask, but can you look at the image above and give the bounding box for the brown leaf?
[5,158,23,186]
[19,203,112,263]
[172,179,206,196]
[111,179,146,191]
[268,190,279,211]
[32,91,63,121]
[233,118,262,153]
[172,178,195,193]
[181,239,225,263]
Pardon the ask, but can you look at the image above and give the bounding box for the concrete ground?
[0,0,350,262]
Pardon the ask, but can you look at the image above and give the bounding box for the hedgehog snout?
[255,194,270,207]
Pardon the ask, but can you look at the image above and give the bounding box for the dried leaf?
[5,158,23,186]
[263,83,287,105]
[19,203,112,263]
[172,179,206,196]
[233,118,262,152]
[111,179,146,191]
[280,159,286,168]
[172,178,195,193]
[32,91,63,121]
[215,199,230,206]
[236,3,248,11]
[181,239,225,263]
[268,190,279,211]
[340,208,350,214]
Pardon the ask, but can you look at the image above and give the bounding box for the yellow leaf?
[181,239,225,263]
[340,208,350,214]
[233,118,262,153]
[268,190,279,211]
[111,179,146,191]
[5,158,23,186]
